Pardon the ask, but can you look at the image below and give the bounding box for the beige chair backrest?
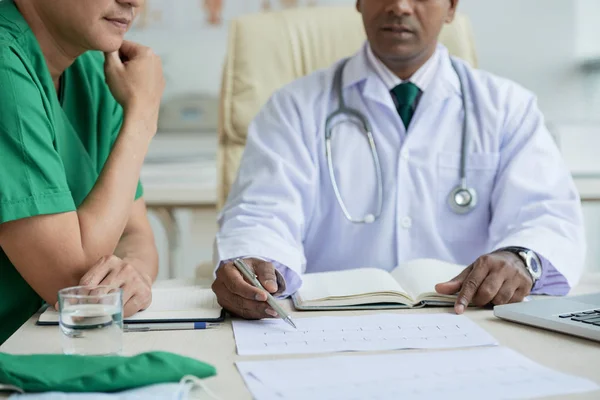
[218,6,477,208]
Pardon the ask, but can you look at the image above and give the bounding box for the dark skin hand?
[211,258,286,319]
[356,0,459,80]
[435,251,534,314]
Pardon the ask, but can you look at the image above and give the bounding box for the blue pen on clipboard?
[124,322,222,332]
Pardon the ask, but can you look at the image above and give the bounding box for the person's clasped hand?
[435,251,534,314]
[212,258,286,319]
[79,255,153,317]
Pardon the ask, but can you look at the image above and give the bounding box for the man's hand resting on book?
[212,258,286,319]
[434,251,533,314]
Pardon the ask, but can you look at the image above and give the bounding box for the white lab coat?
[215,43,585,289]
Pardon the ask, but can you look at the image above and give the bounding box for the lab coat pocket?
[437,152,500,243]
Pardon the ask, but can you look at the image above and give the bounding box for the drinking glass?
[58,286,123,355]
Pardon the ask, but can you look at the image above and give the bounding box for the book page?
[390,258,467,302]
[38,287,221,323]
[296,268,408,303]
[127,287,221,321]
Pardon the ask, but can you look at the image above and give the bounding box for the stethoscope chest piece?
[448,185,478,214]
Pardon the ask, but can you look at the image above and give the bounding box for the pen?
[233,258,297,329]
[124,322,222,332]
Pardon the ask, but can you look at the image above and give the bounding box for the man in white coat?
[212,0,585,320]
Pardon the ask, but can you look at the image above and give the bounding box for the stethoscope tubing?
[325,56,477,223]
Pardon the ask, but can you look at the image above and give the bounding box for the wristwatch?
[498,246,543,287]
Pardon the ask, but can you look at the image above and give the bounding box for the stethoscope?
[325,57,477,224]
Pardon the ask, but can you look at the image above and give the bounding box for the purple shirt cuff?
[218,256,302,298]
[531,254,570,296]
[270,260,302,298]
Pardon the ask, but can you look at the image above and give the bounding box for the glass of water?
[58,286,123,355]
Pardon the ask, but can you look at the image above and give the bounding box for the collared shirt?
[365,42,441,93]
[365,43,441,126]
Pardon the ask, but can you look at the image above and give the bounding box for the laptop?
[493,293,600,342]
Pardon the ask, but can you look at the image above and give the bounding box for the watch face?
[523,250,542,279]
[530,256,540,273]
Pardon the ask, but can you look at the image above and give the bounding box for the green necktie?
[390,82,421,129]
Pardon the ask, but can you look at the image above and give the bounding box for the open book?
[38,286,224,325]
[292,258,466,310]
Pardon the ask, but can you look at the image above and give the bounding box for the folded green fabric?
[0,351,216,393]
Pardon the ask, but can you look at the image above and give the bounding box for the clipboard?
[37,286,225,326]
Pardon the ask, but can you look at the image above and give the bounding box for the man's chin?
[382,51,421,64]
[380,44,429,65]
[93,35,125,53]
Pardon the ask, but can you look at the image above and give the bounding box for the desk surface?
[574,176,600,202]
[142,132,217,207]
[3,276,600,399]
[142,176,600,207]
[142,185,216,207]
[142,175,600,207]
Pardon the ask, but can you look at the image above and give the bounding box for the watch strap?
[495,246,541,286]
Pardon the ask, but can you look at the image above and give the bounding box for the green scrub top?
[0,1,144,344]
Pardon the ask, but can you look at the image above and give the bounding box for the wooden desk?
[4,276,599,399]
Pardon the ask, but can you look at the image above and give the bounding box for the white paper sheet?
[232,313,497,355]
[236,347,600,400]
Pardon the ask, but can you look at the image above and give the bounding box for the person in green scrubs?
[0,0,165,344]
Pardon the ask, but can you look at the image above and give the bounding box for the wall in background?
[127,0,600,123]
[461,0,599,125]
[127,1,339,100]
[575,0,600,62]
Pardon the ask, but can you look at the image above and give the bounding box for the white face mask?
[10,383,189,400]
[9,376,220,400]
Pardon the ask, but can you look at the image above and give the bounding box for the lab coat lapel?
[362,75,397,112]
[340,44,464,141]
[342,44,397,113]
[414,51,462,111]
[343,45,462,116]
[407,51,462,136]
